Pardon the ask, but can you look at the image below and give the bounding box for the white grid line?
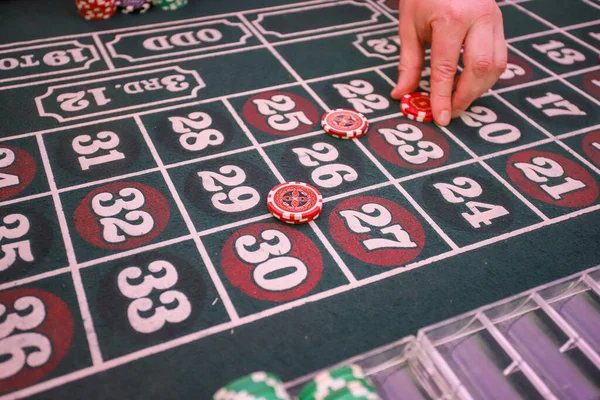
[238,12,460,251]
[92,34,115,71]
[2,1,600,398]
[492,92,600,177]
[0,61,595,146]
[506,43,600,107]
[439,126,550,221]
[35,134,104,367]
[4,201,599,400]
[221,98,358,285]
[6,120,598,294]
[133,115,240,322]
[507,1,600,53]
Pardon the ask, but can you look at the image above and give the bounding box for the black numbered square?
[262,134,388,197]
[0,136,49,202]
[501,81,600,135]
[309,71,399,120]
[228,86,324,144]
[486,142,600,219]
[446,96,547,157]
[80,241,230,360]
[365,117,472,179]
[402,163,544,247]
[0,196,68,282]
[60,173,187,262]
[511,33,599,75]
[140,100,252,165]
[42,119,156,189]
[169,149,280,232]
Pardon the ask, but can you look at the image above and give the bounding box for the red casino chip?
[401,92,433,123]
[267,182,323,224]
[76,0,117,19]
[321,109,369,139]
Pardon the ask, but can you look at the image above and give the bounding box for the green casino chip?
[153,0,187,10]
[298,364,372,400]
[323,379,380,400]
[213,371,291,400]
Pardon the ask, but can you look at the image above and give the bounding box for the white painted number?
[0,296,50,379]
[197,165,260,213]
[433,177,509,228]
[72,131,125,170]
[339,203,417,251]
[168,111,224,152]
[253,95,312,132]
[459,106,521,144]
[526,92,586,117]
[58,87,111,112]
[366,35,400,55]
[499,63,526,81]
[0,148,20,189]
[378,123,444,164]
[91,187,154,243]
[532,40,586,65]
[332,79,389,114]
[117,260,191,334]
[292,142,358,188]
[235,229,308,292]
[0,214,34,271]
[513,157,586,200]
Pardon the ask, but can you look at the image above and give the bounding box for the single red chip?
[321,109,369,139]
[267,182,323,224]
[401,92,433,123]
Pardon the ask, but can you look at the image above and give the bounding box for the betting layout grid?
[0,0,599,398]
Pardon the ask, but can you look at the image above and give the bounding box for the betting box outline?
[0,40,101,84]
[104,19,254,63]
[34,66,206,122]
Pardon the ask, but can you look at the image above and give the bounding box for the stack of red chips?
[76,0,117,20]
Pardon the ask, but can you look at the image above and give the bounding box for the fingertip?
[390,85,404,100]
[452,109,464,119]
[437,110,451,126]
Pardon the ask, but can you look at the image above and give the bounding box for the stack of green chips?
[213,371,291,400]
[151,0,186,10]
[298,365,381,400]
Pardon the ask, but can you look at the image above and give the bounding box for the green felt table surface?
[0,0,599,398]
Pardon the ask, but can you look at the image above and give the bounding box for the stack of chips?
[152,0,187,10]
[298,364,381,400]
[76,0,117,20]
[213,372,291,400]
[116,0,152,14]
[400,92,433,123]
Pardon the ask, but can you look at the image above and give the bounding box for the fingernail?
[439,110,451,126]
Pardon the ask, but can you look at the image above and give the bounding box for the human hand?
[391,0,507,126]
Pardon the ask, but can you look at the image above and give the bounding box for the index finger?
[429,22,467,126]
